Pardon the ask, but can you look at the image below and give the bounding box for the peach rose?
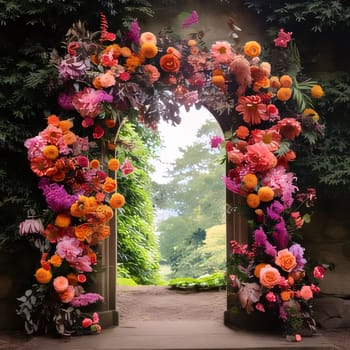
[275,249,297,272]
[53,276,69,293]
[259,264,281,289]
[59,285,75,303]
[298,285,313,300]
[140,32,157,46]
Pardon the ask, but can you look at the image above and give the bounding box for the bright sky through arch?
[151,106,214,184]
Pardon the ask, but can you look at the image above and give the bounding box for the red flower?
[235,95,268,125]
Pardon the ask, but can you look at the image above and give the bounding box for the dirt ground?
[116,285,227,322]
[116,285,350,349]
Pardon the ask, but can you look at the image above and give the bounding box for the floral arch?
[18,11,328,341]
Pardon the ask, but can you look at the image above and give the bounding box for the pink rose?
[313,266,326,280]
[266,291,276,302]
[53,276,69,293]
[298,285,313,300]
[82,318,93,328]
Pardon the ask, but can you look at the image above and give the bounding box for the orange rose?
[49,254,62,268]
[280,290,292,301]
[35,267,52,284]
[243,41,261,58]
[259,265,281,289]
[275,249,297,272]
[102,177,117,193]
[159,53,181,73]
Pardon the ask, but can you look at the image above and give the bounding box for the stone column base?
[98,309,119,328]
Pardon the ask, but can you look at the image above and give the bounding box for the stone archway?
[95,1,264,328]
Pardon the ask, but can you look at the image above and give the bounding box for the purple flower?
[58,92,75,110]
[272,218,289,249]
[266,200,284,221]
[127,20,140,44]
[59,57,90,80]
[289,243,307,270]
[70,293,104,307]
[254,227,277,257]
[38,178,78,212]
[210,135,224,148]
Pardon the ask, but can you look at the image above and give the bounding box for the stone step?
[0,320,337,349]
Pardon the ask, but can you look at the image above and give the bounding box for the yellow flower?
[109,193,125,209]
[90,159,100,169]
[310,84,324,98]
[276,87,292,101]
[140,42,158,59]
[55,213,71,228]
[35,267,52,284]
[242,173,258,191]
[108,158,120,171]
[279,75,293,88]
[302,108,319,122]
[243,41,261,58]
[246,193,260,208]
[257,186,274,202]
[42,145,59,160]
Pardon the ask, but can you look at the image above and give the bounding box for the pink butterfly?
[182,10,199,28]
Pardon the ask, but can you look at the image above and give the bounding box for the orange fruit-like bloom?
[159,53,181,73]
[243,41,261,58]
[140,42,158,59]
[125,54,143,73]
[108,158,120,171]
[49,254,62,268]
[62,130,76,145]
[42,145,59,160]
[103,177,117,193]
[236,125,249,139]
[235,95,268,125]
[279,75,293,88]
[275,248,297,272]
[96,204,114,222]
[242,173,258,191]
[211,74,225,88]
[246,193,260,208]
[109,193,125,209]
[257,186,274,202]
[55,213,71,228]
[90,159,100,169]
[53,276,69,293]
[35,267,52,284]
[310,84,324,98]
[254,263,267,278]
[70,195,89,217]
[59,119,73,132]
[47,114,60,126]
[276,87,292,101]
[280,290,292,301]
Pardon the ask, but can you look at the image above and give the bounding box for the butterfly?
[182,10,199,29]
[227,16,242,43]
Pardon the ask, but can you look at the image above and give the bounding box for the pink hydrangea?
[210,41,235,64]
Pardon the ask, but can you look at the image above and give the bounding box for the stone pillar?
[94,216,119,328]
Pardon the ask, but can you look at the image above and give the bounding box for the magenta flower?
[126,20,140,44]
[121,158,135,175]
[70,293,104,307]
[210,135,224,148]
[274,28,293,48]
